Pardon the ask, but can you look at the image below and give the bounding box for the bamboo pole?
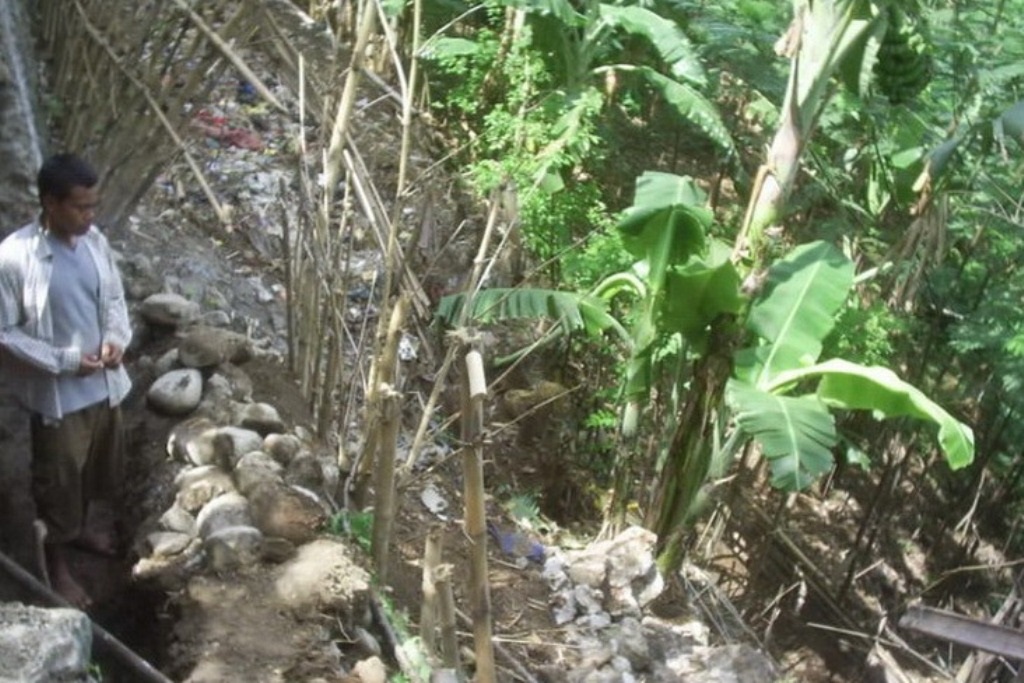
[322,0,380,213]
[435,563,460,671]
[420,528,442,655]
[169,0,286,113]
[371,384,401,584]
[460,346,496,683]
[70,0,230,227]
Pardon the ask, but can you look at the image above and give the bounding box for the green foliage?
[728,382,837,489]
[727,241,974,491]
[436,287,627,339]
[598,172,740,432]
[326,510,374,553]
[823,297,905,368]
[421,0,734,285]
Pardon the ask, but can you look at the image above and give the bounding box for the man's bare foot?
[72,527,119,557]
[47,545,92,610]
[51,569,93,610]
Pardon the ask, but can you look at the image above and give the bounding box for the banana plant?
[592,172,742,437]
[609,179,974,571]
[727,241,974,491]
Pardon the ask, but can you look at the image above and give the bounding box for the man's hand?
[100,343,124,368]
[77,354,104,375]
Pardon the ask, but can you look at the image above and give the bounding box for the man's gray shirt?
[0,220,132,420]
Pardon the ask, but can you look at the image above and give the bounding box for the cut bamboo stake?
[435,563,460,671]
[460,344,496,683]
[420,528,443,655]
[371,384,401,584]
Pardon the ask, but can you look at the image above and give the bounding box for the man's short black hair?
[37,153,98,202]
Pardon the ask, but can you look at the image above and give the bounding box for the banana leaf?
[436,287,628,341]
[663,244,743,351]
[766,359,975,470]
[598,4,706,86]
[632,67,736,154]
[727,380,838,491]
[736,241,854,386]
[617,171,711,262]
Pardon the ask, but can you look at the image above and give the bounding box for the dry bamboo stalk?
[175,6,253,104]
[169,0,286,112]
[460,345,496,683]
[70,0,230,226]
[322,0,379,212]
[370,0,421,200]
[281,185,296,374]
[337,136,433,321]
[401,344,458,472]
[256,3,329,120]
[317,332,341,436]
[358,294,409,474]
[420,529,443,656]
[371,384,401,584]
[435,563,460,671]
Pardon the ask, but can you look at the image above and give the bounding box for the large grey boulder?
[0,603,94,683]
[178,326,254,368]
[148,368,204,415]
[139,292,200,328]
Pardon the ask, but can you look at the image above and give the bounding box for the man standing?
[0,153,131,608]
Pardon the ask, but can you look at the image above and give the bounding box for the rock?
[248,481,326,544]
[167,418,218,465]
[159,503,198,536]
[204,525,264,571]
[211,363,253,402]
[235,402,285,435]
[179,326,254,368]
[154,347,180,375]
[275,538,371,617]
[148,368,204,415]
[680,644,778,682]
[604,527,662,615]
[259,536,297,563]
[121,254,161,301]
[200,310,232,327]
[177,466,237,513]
[215,426,265,467]
[140,292,200,327]
[563,526,663,617]
[284,451,324,490]
[196,492,253,538]
[233,451,284,496]
[610,618,651,671]
[353,656,387,683]
[147,531,194,557]
[0,604,93,683]
[132,538,204,590]
[565,550,607,589]
[264,433,303,465]
[203,374,234,406]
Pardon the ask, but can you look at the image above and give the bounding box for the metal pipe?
[0,548,174,683]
